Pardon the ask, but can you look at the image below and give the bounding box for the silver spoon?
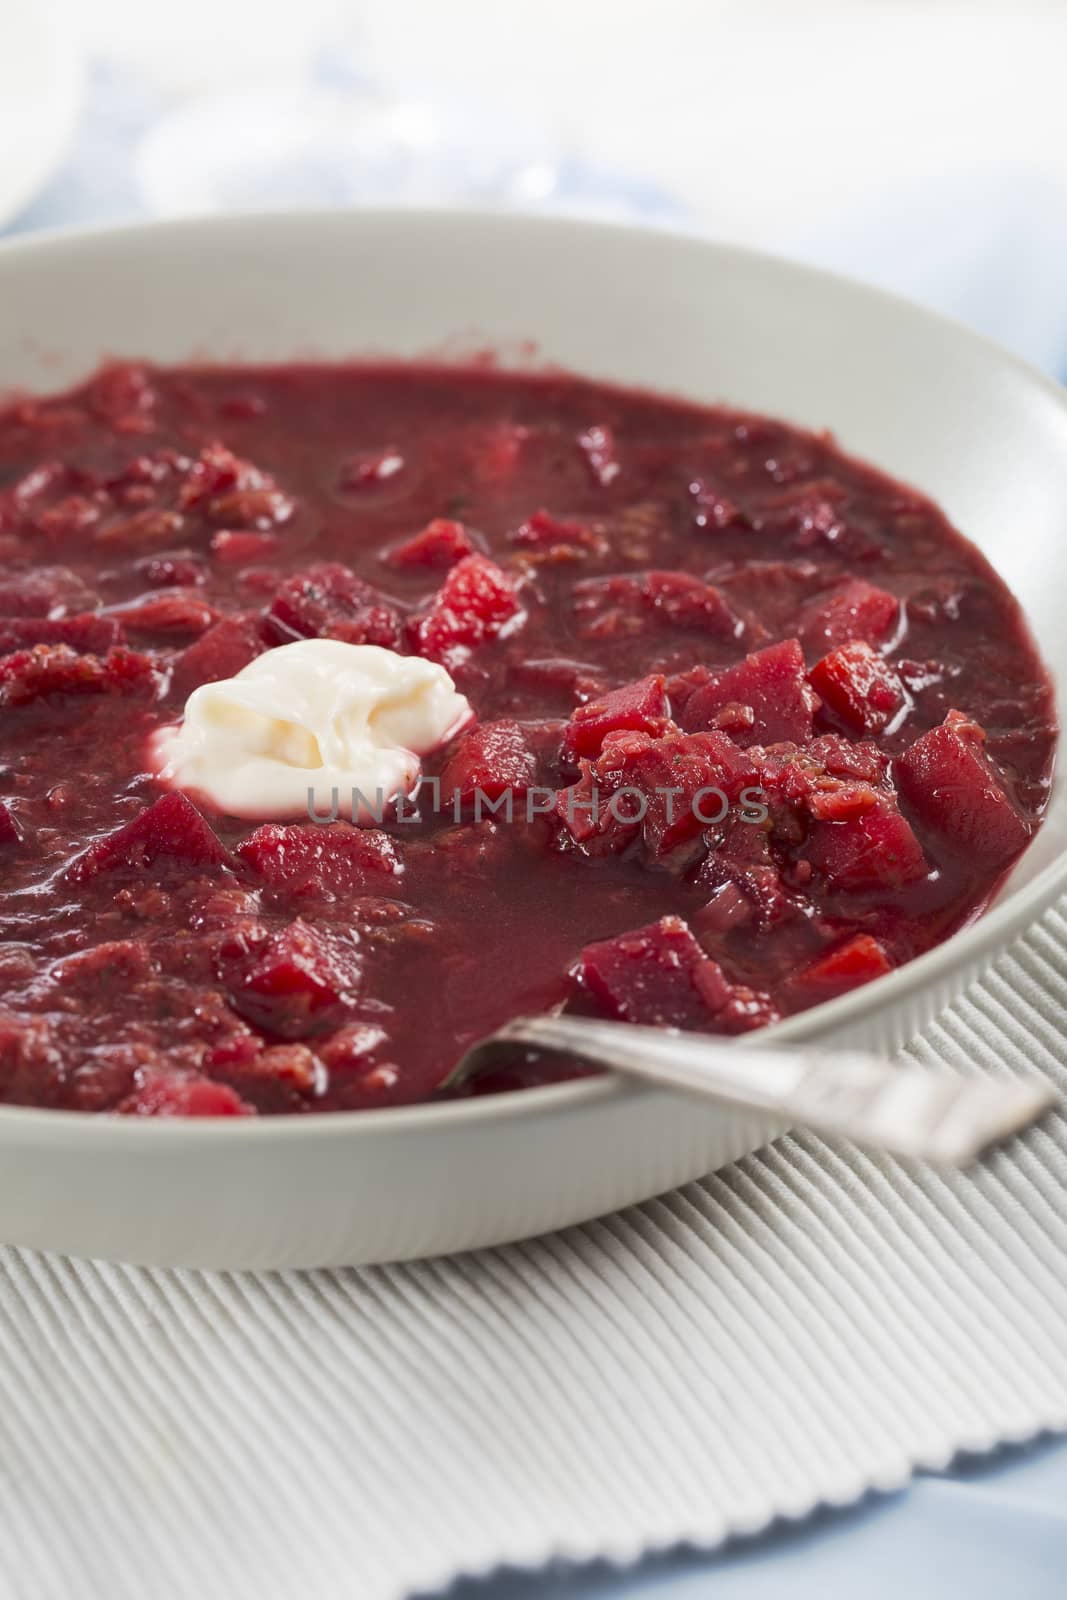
[446,1013,1057,1166]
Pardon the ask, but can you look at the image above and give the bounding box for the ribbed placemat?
[2,906,1066,1600]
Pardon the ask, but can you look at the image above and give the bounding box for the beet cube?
[803,734,891,786]
[715,987,783,1034]
[556,727,757,860]
[179,441,294,528]
[210,529,281,564]
[510,509,600,552]
[578,915,779,1033]
[574,570,744,643]
[680,639,816,746]
[692,880,754,937]
[135,554,207,589]
[622,729,757,858]
[65,792,232,882]
[51,938,154,991]
[0,614,122,656]
[809,640,907,735]
[0,565,97,618]
[101,647,167,697]
[440,720,538,808]
[225,919,361,1039]
[118,1072,254,1117]
[663,663,711,719]
[210,1040,323,1111]
[800,578,900,657]
[803,793,927,891]
[790,934,893,1001]
[0,644,163,707]
[408,554,522,665]
[895,710,1030,866]
[578,915,730,1028]
[384,518,477,570]
[695,816,799,932]
[267,562,402,649]
[562,673,671,760]
[87,362,157,429]
[172,616,264,697]
[113,589,216,636]
[236,821,402,901]
[642,571,744,637]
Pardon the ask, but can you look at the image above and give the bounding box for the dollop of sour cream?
[151,639,472,821]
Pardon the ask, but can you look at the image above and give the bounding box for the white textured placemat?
[2,906,1067,1600]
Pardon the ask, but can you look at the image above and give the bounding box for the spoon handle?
[486,1015,1056,1165]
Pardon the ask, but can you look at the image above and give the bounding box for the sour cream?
[152,639,471,821]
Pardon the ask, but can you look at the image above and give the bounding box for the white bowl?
[1,211,1065,1269]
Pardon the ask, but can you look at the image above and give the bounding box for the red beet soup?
[0,362,1055,1115]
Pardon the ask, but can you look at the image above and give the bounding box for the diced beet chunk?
[267,561,402,648]
[692,880,754,937]
[408,554,523,665]
[643,571,743,636]
[65,792,232,882]
[0,565,97,618]
[179,441,294,528]
[803,793,928,891]
[556,727,758,860]
[803,734,891,786]
[223,919,361,1039]
[210,529,281,564]
[800,578,900,657]
[135,553,207,588]
[694,815,800,934]
[113,589,216,636]
[51,938,154,991]
[0,644,163,707]
[172,615,264,696]
[87,362,157,429]
[510,509,602,554]
[236,821,402,901]
[384,518,477,570]
[561,674,671,760]
[577,914,778,1032]
[93,507,185,549]
[440,720,537,808]
[578,916,729,1028]
[573,571,744,643]
[623,730,757,859]
[118,1072,254,1117]
[790,934,893,1001]
[208,1040,325,1111]
[680,639,816,746]
[895,710,1030,866]
[809,640,907,735]
[0,614,122,655]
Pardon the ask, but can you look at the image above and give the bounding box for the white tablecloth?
[2,903,1065,1599]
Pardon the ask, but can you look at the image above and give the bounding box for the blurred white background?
[7,0,1067,372]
